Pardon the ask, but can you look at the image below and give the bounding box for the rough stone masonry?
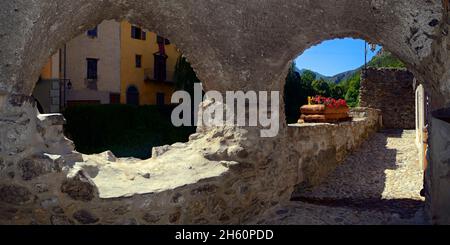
[1,0,450,224]
[360,68,416,129]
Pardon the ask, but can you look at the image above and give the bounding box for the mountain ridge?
[294,68,359,84]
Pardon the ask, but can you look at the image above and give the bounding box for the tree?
[329,83,346,99]
[173,56,202,124]
[298,73,314,100]
[173,56,201,96]
[284,64,303,123]
[311,78,330,96]
[344,74,361,107]
[301,70,317,84]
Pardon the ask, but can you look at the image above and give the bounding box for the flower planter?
[300,104,350,115]
[299,104,351,123]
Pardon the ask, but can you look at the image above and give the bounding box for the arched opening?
[284,38,383,123]
[32,19,200,160]
[126,85,140,106]
[274,37,429,224]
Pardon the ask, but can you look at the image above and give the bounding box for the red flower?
[310,96,348,108]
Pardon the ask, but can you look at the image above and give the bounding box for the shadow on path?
[290,129,424,220]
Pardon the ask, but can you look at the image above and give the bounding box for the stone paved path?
[251,130,427,225]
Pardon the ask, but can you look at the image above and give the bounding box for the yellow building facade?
[120,21,180,105]
[40,60,53,80]
[35,20,181,112]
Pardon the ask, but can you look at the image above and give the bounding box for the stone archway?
[1,0,449,225]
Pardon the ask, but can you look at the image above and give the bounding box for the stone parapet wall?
[0,92,381,225]
[288,108,382,189]
[360,68,415,129]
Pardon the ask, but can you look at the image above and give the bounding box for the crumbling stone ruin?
[1,0,450,224]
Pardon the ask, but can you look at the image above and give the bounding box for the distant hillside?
[295,67,359,84]
[329,68,360,83]
[295,68,330,81]
[295,49,405,84]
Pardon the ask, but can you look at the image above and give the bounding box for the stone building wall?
[360,68,415,129]
[65,20,121,104]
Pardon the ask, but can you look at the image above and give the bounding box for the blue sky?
[295,38,381,77]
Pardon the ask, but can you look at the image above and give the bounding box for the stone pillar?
[416,84,426,170]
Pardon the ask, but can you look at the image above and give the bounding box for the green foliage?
[345,87,360,108]
[173,55,203,124]
[284,64,304,123]
[63,104,196,159]
[284,64,317,123]
[329,83,346,99]
[174,56,202,96]
[339,71,361,107]
[301,70,317,84]
[311,78,330,96]
[344,74,361,107]
[367,51,406,68]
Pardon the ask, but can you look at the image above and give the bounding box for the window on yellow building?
[154,54,167,81]
[131,26,146,40]
[135,55,142,68]
[157,35,170,45]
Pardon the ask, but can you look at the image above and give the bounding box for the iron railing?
[144,69,175,83]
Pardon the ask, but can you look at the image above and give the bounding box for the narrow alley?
[254,130,426,225]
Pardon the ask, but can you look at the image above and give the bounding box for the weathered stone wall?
[288,108,382,189]
[360,68,415,129]
[0,96,262,225]
[429,109,450,225]
[0,104,380,225]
